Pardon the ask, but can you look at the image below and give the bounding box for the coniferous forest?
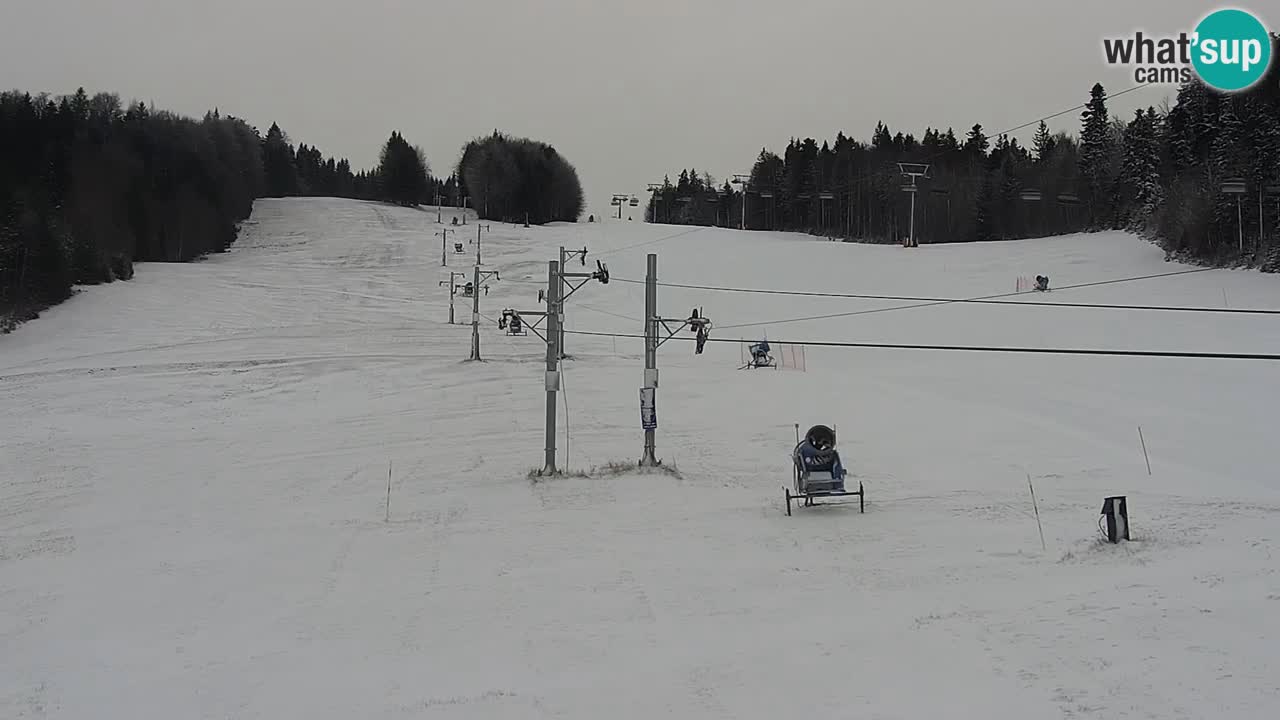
[0,89,585,330]
[456,131,585,225]
[647,33,1280,272]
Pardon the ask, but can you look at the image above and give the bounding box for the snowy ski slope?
[3,197,1279,718]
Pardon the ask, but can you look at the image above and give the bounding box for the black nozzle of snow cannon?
[805,425,836,450]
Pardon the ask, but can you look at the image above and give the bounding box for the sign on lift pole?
[897,162,931,247]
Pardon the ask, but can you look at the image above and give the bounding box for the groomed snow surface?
[3,197,1279,719]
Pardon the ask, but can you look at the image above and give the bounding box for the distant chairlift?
[1034,275,1050,292]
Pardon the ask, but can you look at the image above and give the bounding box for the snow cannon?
[785,423,864,516]
[793,425,842,490]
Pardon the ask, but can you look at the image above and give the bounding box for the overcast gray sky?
[1,0,1258,218]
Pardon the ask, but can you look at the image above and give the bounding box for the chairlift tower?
[1267,184,1280,259]
[1221,178,1247,255]
[732,174,751,229]
[474,222,490,266]
[646,183,664,223]
[897,162,931,247]
[497,255,608,474]
[818,191,835,232]
[612,193,638,220]
[468,264,501,361]
[640,252,712,467]
[437,271,469,324]
[436,228,457,266]
[556,245,606,359]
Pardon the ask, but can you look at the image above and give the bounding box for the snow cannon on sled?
[742,339,775,369]
[785,423,864,516]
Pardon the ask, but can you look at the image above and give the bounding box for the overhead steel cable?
[555,328,1280,362]
[609,267,1278,319]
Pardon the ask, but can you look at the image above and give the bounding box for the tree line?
[1,88,586,331]
[456,131,585,225]
[647,33,1280,271]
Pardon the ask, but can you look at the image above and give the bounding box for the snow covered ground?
[3,197,1279,719]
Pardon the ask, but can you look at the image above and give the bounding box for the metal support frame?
[897,163,931,247]
[437,271,468,324]
[492,264,564,475]
[1266,184,1280,258]
[1222,178,1247,255]
[556,246,597,359]
[499,254,607,474]
[468,265,501,361]
[436,228,457,266]
[474,223,490,266]
[732,174,750,229]
[640,252,711,467]
[646,183,664,224]
[612,193,639,220]
[542,261,562,473]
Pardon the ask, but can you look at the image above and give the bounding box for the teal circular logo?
[1191,8,1272,92]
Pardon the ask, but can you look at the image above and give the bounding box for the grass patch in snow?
[526,460,682,483]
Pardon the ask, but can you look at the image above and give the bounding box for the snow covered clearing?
[3,197,1279,718]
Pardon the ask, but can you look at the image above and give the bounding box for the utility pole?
[1222,178,1247,255]
[641,254,659,465]
[436,228,456,266]
[555,245,603,359]
[897,163,931,247]
[496,256,606,472]
[646,183,664,224]
[640,252,711,467]
[611,194,637,220]
[475,223,490,266]
[438,271,467,324]
[543,260,562,474]
[467,264,501,361]
[732,174,750,229]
